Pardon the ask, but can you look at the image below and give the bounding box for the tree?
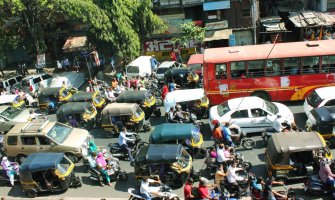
[172,22,205,53]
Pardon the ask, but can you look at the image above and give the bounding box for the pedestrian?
[21,63,29,76]
[74,57,80,73]
[174,45,183,63]
[17,63,23,75]
[63,57,70,71]
[150,55,159,71]
[57,60,62,72]
[110,55,116,72]
[184,177,195,200]
[170,50,177,61]
[161,82,169,100]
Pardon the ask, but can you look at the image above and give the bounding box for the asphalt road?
[0,101,334,199]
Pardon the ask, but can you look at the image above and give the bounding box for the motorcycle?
[220,169,250,198]
[214,131,256,151]
[109,134,148,160]
[128,183,179,200]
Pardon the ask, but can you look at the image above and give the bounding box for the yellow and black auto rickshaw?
[100,103,150,134]
[38,87,75,113]
[134,144,193,187]
[265,132,332,183]
[69,91,106,113]
[20,153,82,198]
[56,102,97,129]
[115,90,160,119]
[306,106,335,145]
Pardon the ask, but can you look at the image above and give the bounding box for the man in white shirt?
[216,143,225,164]
[227,162,244,199]
[267,114,284,133]
[140,177,161,200]
[118,127,136,162]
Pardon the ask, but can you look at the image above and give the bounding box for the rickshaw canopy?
[116,90,150,103]
[311,106,335,125]
[56,102,94,115]
[38,87,63,97]
[135,144,183,165]
[150,123,199,143]
[101,103,139,117]
[0,95,19,105]
[20,153,64,173]
[268,132,325,155]
[164,89,206,112]
[69,91,98,102]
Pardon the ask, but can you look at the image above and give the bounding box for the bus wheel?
[251,91,270,101]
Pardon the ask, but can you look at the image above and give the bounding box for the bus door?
[209,63,230,105]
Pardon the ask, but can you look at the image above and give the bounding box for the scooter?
[128,183,179,200]
[109,134,148,160]
[304,174,335,198]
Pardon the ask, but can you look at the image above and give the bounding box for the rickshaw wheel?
[65,153,78,163]
[25,189,37,198]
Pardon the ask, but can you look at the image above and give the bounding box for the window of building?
[231,61,247,79]
[248,60,265,77]
[215,64,227,79]
[302,56,319,74]
[321,55,335,73]
[242,8,250,17]
[284,58,300,75]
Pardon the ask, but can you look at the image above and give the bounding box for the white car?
[14,73,53,95]
[303,86,335,117]
[50,72,85,89]
[209,96,294,133]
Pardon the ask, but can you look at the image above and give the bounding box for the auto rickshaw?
[100,103,150,134]
[56,102,97,129]
[149,123,205,159]
[38,87,75,113]
[68,91,106,112]
[164,67,200,89]
[306,106,335,145]
[265,132,332,183]
[20,153,82,198]
[115,90,160,119]
[164,88,209,119]
[134,144,192,187]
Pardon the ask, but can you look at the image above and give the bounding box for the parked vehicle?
[209,96,295,133]
[4,118,91,163]
[0,75,23,93]
[304,86,335,117]
[116,90,159,120]
[306,106,335,145]
[100,103,150,134]
[14,73,53,96]
[265,132,332,183]
[0,105,34,123]
[134,144,192,187]
[156,61,181,83]
[164,67,200,89]
[187,54,203,80]
[126,56,154,78]
[19,153,82,198]
[69,91,106,112]
[38,87,76,113]
[164,88,209,120]
[56,102,97,130]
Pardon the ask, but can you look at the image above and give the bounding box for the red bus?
[203,40,335,105]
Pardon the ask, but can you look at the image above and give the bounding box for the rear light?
[30,85,33,92]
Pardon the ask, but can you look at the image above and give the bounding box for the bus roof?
[204,40,335,63]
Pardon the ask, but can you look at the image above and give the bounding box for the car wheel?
[17,154,27,164]
[65,153,78,163]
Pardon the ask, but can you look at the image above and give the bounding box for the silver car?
[155,61,181,83]
[0,106,32,123]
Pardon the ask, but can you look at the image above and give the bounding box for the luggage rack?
[21,118,49,133]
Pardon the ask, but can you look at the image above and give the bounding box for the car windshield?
[61,90,70,98]
[191,127,201,143]
[176,149,190,168]
[47,123,72,143]
[85,105,95,115]
[217,102,230,117]
[127,66,139,74]
[145,92,153,102]
[264,100,279,115]
[156,68,169,74]
[0,106,23,120]
[94,94,103,104]
[57,157,71,175]
[307,90,322,108]
[134,107,143,118]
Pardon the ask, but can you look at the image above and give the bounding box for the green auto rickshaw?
[115,90,160,119]
[68,91,106,112]
[134,144,193,187]
[56,102,97,129]
[20,153,82,198]
[38,87,76,113]
[149,123,205,158]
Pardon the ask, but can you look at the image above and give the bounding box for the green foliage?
[172,22,205,45]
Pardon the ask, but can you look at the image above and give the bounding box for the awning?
[289,11,335,28]
[204,29,232,42]
[203,1,230,11]
[62,36,87,53]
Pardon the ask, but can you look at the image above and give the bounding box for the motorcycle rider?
[1,157,19,186]
[319,157,335,188]
[215,164,227,185]
[227,161,244,199]
[263,176,286,200]
[118,127,137,162]
[212,120,223,141]
[95,152,112,187]
[167,107,179,123]
[184,177,196,200]
[198,177,217,200]
[266,114,284,133]
[140,177,161,200]
[222,122,238,147]
[175,104,189,122]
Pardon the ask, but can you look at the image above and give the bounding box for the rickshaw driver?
[118,127,137,162]
[319,158,335,188]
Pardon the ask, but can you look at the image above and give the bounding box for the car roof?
[0,75,22,81]
[69,92,96,102]
[57,102,93,115]
[20,153,64,173]
[269,132,325,154]
[158,61,177,68]
[314,86,335,99]
[227,97,265,110]
[7,120,55,135]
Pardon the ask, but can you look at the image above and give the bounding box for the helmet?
[212,120,219,126]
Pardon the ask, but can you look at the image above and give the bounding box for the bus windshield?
[217,102,230,117]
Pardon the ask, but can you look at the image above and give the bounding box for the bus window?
[266,59,281,76]
[248,60,265,77]
[284,58,300,75]
[231,62,246,79]
[302,56,319,74]
[215,64,227,79]
[321,55,335,73]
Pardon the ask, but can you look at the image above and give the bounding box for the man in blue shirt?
[222,122,236,147]
[150,55,159,71]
